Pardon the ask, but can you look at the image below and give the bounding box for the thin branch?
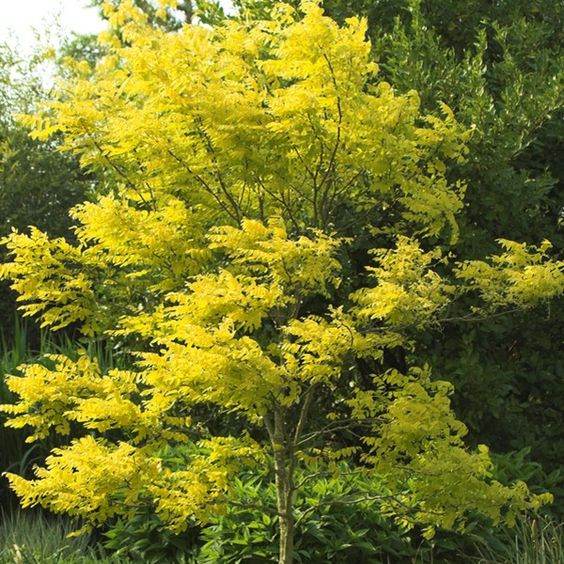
[355,306,526,337]
[194,119,241,222]
[294,492,441,528]
[326,169,364,216]
[438,307,523,324]
[166,147,239,222]
[293,468,364,492]
[293,384,316,447]
[255,176,301,233]
[229,500,278,515]
[318,53,343,227]
[306,112,326,187]
[294,417,384,449]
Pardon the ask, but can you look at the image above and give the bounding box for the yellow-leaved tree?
[1,2,562,562]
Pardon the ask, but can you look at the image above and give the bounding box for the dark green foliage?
[0,44,93,238]
[100,460,421,563]
[420,304,564,481]
[491,448,564,520]
[103,508,201,564]
[197,467,556,563]
[97,453,558,563]
[198,466,449,563]
[0,127,92,238]
[371,6,563,254]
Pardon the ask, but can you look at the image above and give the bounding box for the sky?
[0,0,232,90]
[0,0,106,53]
[0,0,235,54]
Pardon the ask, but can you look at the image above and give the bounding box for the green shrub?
[198,465,428,563]
[103,507,201,564]
[492,448,564,519]
[96,454,558,563]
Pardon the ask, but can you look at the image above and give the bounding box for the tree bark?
[272,408,295,564]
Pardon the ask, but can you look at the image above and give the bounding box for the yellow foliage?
[0,229,100,335]
[457,239,564,308]
[5,437,161,525]
[360,366,551,532]
[0,0,554,539]
[352,237,453,327]
[19,0,468,236]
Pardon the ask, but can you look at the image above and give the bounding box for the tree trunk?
[276,471,295,564]
[273,409,295,564]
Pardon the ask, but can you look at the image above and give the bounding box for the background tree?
[0,43,96,340]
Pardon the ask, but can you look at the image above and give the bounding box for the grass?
[0,509,129,564]
[470,515,564,564]
[0,510,562,563]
